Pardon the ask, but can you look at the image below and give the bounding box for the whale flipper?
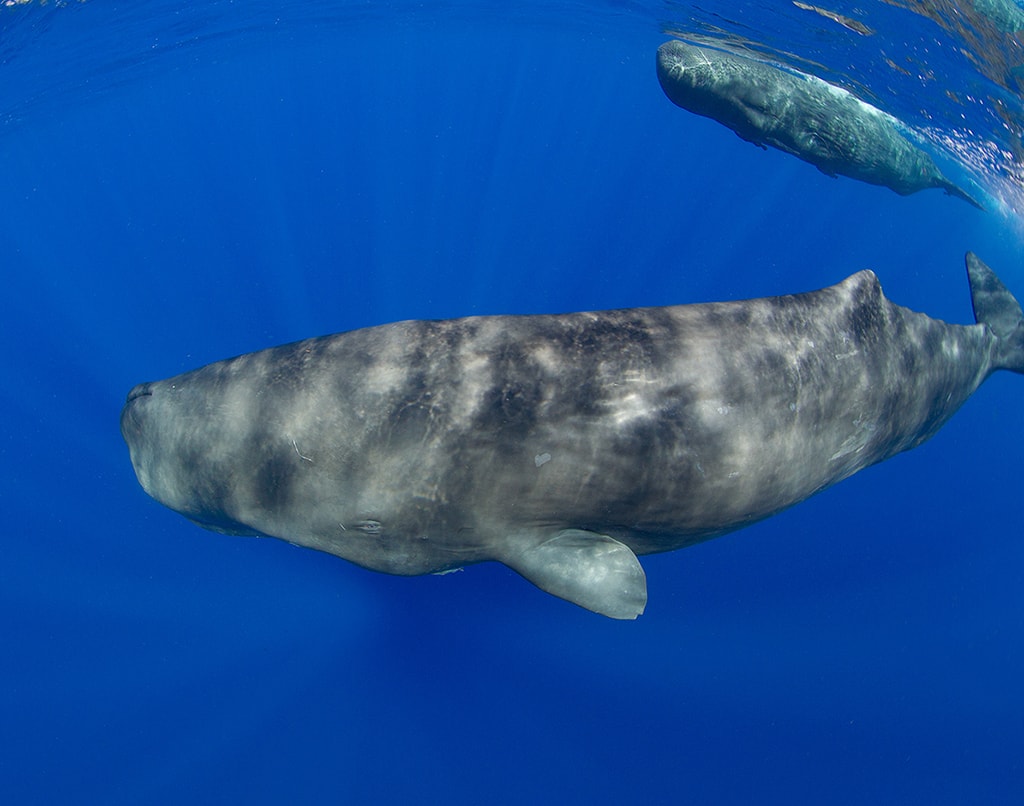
[502,529,647,619]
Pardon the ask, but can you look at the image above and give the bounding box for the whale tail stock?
[967,251,1024,374]
[941,180,985,211]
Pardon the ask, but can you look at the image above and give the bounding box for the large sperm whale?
[656,39,982,208]
[121,253,1020,618]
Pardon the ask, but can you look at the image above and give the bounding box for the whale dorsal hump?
[501,529,647,619]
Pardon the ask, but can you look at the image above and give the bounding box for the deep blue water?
[2,1,1023,803]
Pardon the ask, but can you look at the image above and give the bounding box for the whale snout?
[126,382,154,403]
[656,40,714,86]
[120,382,154,446]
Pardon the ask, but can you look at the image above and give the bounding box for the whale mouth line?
[126,386,153,403]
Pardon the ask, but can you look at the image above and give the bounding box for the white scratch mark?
[292,439,313,463]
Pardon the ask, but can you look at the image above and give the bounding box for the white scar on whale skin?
[291,439,313,463]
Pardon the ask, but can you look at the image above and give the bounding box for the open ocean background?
[2,1,1023,803]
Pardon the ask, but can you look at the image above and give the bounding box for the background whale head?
[655,40,736,120]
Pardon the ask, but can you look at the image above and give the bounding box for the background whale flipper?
[501,529,648,619]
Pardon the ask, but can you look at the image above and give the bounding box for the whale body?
[121,253,1021,618]
[656,39,982,208]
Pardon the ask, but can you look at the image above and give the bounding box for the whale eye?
[356,520,382,534]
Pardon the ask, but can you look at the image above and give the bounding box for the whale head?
[120,376,257,536]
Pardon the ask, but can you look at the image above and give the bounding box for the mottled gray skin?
[122,253,1022,618]
[656,40,982,208]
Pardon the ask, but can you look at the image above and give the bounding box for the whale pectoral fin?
[735,130,768,150]
[502,529,647,619]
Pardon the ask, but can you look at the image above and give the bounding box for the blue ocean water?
[1,1,1023,803]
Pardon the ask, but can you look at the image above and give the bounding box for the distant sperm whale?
[656,39,981,208]
[121,253,1019,618]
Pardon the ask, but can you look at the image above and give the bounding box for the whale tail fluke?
[967,251,1024,374]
